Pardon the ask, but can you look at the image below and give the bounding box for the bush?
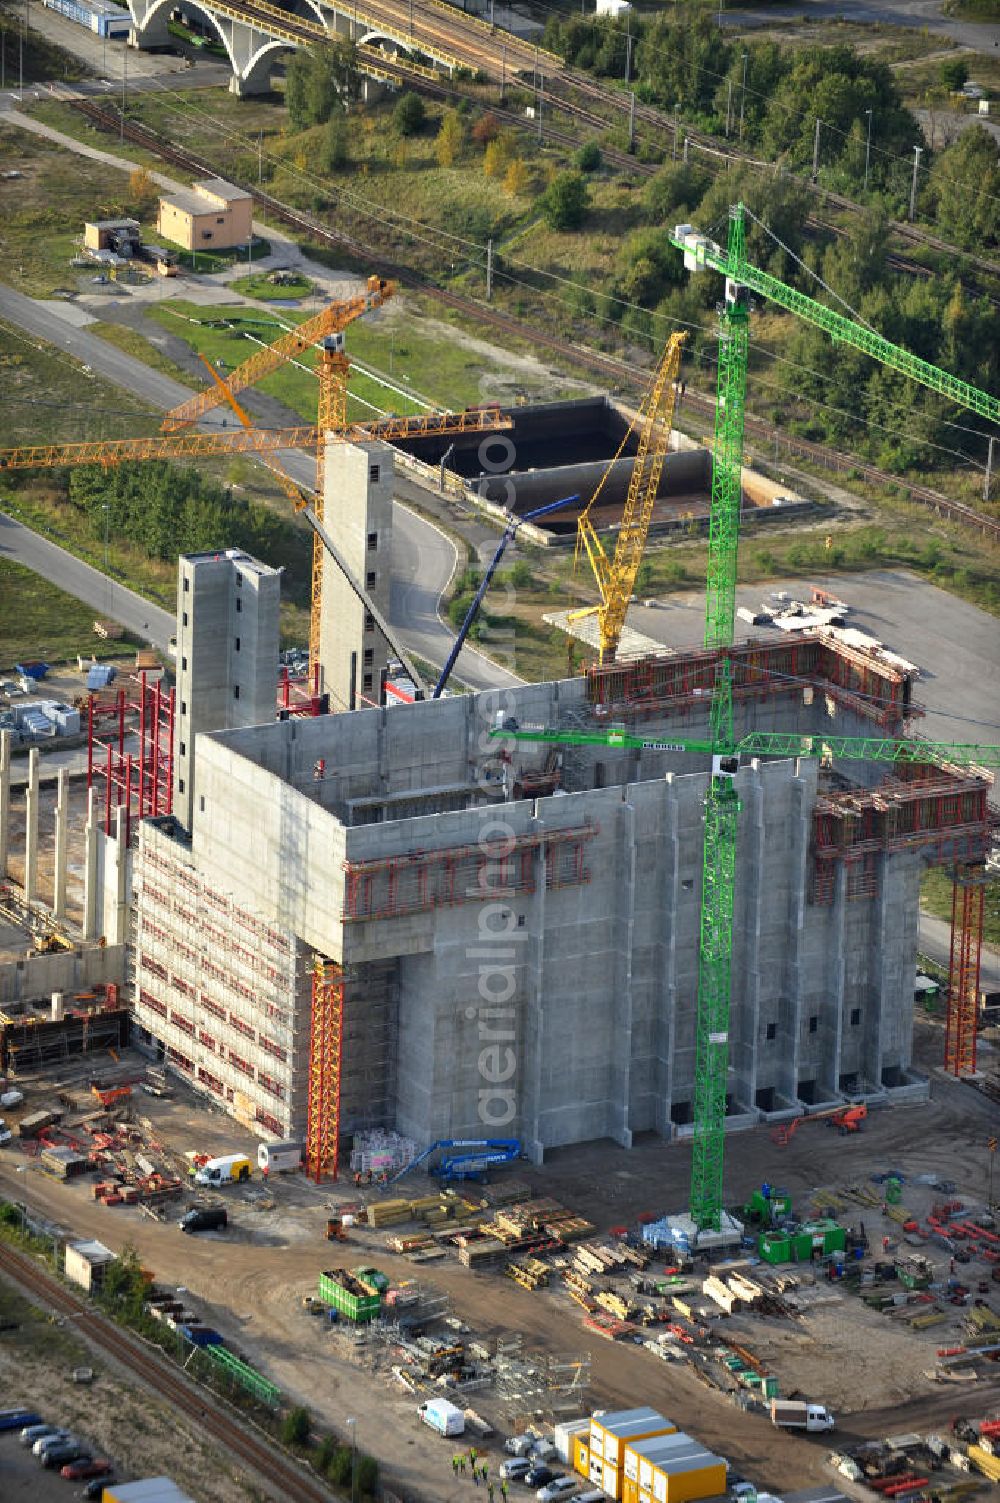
[326,1445,354,1485]
[539,170,590,230]
[281,1407,311,1447]
[472,110,502,144]
[939,56,969,91]
[313,1435,338,1474]
[575,140,603,173]
[393,91,425,135]
[357,1455,379,1495]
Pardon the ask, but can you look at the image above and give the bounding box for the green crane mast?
[671,202,998,1233]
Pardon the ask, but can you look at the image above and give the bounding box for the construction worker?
[459,1456,466,1475]
[472,1465,480,1488]
[469,1447,478,1467]
[481,1463,489,1483]
[487,1483,495,1502]
[500,1481,509,1501]
[452,1456,460,1476]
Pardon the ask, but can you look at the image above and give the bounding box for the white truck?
[419,1398,465,1438]
[257,1140,303,1174]
[770,1400,835,1432]
[193,1153,252,1187]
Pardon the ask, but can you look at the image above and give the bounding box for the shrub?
[575,140,602,172]
[393,91,425,135]
[539,170,590,230]
[281,1407,311,1446]
[357,1455,379,1495]
[327,1445,354,1485]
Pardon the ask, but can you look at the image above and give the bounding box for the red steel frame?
[306,959,344,1183]
[86,672,175,841]
[945,865,986,1077]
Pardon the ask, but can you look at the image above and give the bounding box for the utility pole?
[624,29,631,85]
[986,435,997,504]
[908,144,923,222]
[18,2,23,99]
[673,104,679,161]
[683,134,689,164]
[120,36,127,143]
[628,89,635,153]
[738,51,748,141]
[863,107,873,191]
[408,0,413,38]
[812,117,821,182]
[725,78,732,137]
[258,129,263,185]
[537,71,542,142]
[500,43,505,100]
[486,237,493,301]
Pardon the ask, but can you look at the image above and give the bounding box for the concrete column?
[737,764,765,1113]
[53,768,69,923]
[23,748,39,903]
[782,767,812,1103]
[104,805,131,948]
[0,729,10,878]
[827,862,847,1096]
[83,787,100,942]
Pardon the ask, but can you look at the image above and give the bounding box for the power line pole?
[812,117,821,182]
[120,37,126,143]
[537,72,543,142]
[628,89,635,153]
[486,237,493,301]
[624,30,631,84]
[725,78,732,137]
[500,44,505,100]
[986,435,997,504]
[908,144,923,222]
[863,108,873,191]
[738,51,747,141]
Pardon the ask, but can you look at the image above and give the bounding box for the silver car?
[33,1430,74,1456]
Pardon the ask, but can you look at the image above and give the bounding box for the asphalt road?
[0,279,518,692]
[919,909,1000,992]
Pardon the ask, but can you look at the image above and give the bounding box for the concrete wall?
[0,943,125,1006]
[318,441,393,712]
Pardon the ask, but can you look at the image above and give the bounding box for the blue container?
[179,1324,224,1347]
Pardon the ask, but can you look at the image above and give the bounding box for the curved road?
[724,0,1000,52]
[0,274,518,692]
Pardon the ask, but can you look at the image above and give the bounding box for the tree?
[939,56,969,91]
[281,1407,311,1447]
[128,165,156,214]
[436,109,465,168]
[483,130,517,178]
[472,111,502,145]
[930,125,1000,250]
[326,1446,353,1485]
[285,38,359,129]
[320,115,349,173]
[503,157,529,196]
[393,91,425,136]
[575,140,602,173]
[539,170,590,231]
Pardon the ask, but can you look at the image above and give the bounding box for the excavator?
[771,1102,868,1147]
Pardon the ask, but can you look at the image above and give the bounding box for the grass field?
[921,867,1000,948]
[90,320,196,388]
[230,271,314,301]
[0,119,160,299]
[0,557,133,668]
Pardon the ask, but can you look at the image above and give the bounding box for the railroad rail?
[52,96,1000,544]
[0,1240,334,1503]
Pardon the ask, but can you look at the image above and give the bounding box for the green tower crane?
[501,203,999,1239]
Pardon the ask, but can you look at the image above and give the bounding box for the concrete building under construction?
[129,548,993,1152]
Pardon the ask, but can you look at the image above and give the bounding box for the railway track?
[55,97,1000,543]
[0,1241,334,1503]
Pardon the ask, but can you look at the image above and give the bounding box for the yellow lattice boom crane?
[571,331,687,665]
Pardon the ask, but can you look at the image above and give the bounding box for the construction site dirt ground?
[0,1019,998,1503]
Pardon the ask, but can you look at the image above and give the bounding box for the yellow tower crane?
[571,331,687,665]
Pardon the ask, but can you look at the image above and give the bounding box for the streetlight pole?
[863,108,873,191]
[346,1418,357,1503]
[102,505,110,574]
[738,51,747,141]
[812,117,822,182]
[908,144,923,222]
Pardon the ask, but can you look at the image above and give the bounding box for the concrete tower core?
[318,441,393,712]
[172,549,281,831]
[131,634,990,1156]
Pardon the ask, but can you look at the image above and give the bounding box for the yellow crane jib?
[574,332,687,664]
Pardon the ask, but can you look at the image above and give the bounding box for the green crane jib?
[488,725,1000,769]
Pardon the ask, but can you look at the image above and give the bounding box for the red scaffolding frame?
[945,864,986,1078]
[86,672,175,842]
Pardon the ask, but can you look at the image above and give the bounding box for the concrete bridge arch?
[126,0,300,93]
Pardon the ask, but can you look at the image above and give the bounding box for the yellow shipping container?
[660,1457,728,1503]
[574,1436,591,1478]
[625,1432,703,1488]
[591,1408,676,1468]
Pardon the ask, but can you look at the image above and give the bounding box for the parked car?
[179,1205,227,1234]
[42,1442,92,1469]
[21,1422,63,1445]
[82,1477,116,1500]
[501,1458,532,1482]
[538,1480,578,1502]
[0,1409,41,1432]
[33,1429,73,1454]
[524,1465,559,1489]
[61,1458,113,1480]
